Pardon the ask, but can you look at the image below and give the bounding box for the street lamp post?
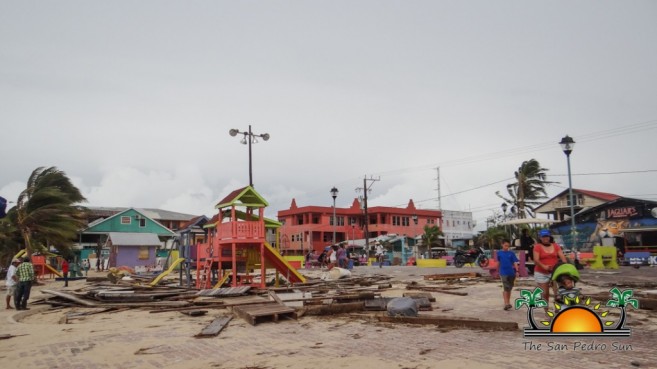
[331,187,338,246]
[229,125,270,187]
[501,203,508,240]
[559,135,577,251]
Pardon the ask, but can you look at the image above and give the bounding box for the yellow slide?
[263,242,306,284]
[149,258,185,287]
[44,264,63,278]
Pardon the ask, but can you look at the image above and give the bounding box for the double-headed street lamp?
[331,187,338,245]
[229,125,270,187]
[559,135,577,251]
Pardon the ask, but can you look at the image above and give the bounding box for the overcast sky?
[1,1,656,230]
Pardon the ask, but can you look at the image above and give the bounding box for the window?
[392,216,400,226]
[337,216,345,226]
[402,217,410,226]
[138,246,149,260]
[121,216,131,224]
[139,219,146,228]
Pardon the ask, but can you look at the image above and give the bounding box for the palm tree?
[497,159,554,219]
[421,224,443,256]
[515,287,548,330]
[474,227,506,249]
[12,167,87,256]
[606,287,639,329]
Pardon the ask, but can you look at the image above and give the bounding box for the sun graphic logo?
[515,287,638,337]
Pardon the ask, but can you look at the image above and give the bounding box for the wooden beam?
[377,315,518,331]
[195,316,232,337]
[302,302,365,316]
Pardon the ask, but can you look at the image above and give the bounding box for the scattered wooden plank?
[0,334,28,340]
[149,304,226,314]
[406,286,468,296]
[195,316,232,337]
[180,310,208,317]
[403,292,436,302]
[423,272,480,281]
[302,302,365,316]
[232,303,297,325]
[377,315,518,331]
[42,289,98,307]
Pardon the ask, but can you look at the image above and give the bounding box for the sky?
[1,1,657,231]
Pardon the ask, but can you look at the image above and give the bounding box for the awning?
[499,218,556,226]
[108,232,162,246]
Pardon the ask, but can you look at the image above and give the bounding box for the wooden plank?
[377,315,518,331]
[303,302,365,316]
[42,289,98,306]
[232,303,297,325]
[403,292,436,302]
[406,286,468,296]
[195,316,232,337]
[423,272,480,280]
[180,310,208,317]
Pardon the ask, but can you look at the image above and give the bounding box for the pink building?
[277,198,442,255]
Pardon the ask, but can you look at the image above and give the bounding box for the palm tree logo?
[515,287,636,337]
[605,287,639,330]
[514,287,547,330]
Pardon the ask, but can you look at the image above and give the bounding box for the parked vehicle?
[454,246,489,268]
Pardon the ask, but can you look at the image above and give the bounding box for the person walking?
[520,229,535,261]
[337,244,348,269]
[5,258,20,309]
[14,256,35,310]
[497,239,519,311]
[61,258,69,287]
[82,259,90,276]
[533,229,568,310]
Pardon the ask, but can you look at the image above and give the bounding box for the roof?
[535,188,621,212]
[87,206,199,221]
[108,232,162,246]
[215,186,269,209]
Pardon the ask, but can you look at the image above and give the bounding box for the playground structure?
[194,186,305,289]
[13,249,68,279]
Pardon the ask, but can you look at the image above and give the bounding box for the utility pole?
[356,175,380,256]
[435,167,442,210]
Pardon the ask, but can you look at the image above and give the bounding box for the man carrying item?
[14,256,35,310]
[5,258,20,309]
[498,239,519,311]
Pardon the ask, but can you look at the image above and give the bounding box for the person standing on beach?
[497,239,519,310]
[5,258,20,309]
[14,256,35,310]
[533,229,568,308]
[61,258,69,287]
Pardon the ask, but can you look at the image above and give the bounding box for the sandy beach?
[1,266,656,369]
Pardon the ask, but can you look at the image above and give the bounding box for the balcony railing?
[218,221,265,240]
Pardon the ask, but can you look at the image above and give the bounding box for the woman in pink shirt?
[533,229,567,310]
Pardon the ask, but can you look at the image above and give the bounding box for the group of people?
[311,244,350,269]
[497,228,572,311]
[5,257,35,310]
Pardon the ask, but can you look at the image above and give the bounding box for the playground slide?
[263,242,306,284]
[149,258,185,287]
[44,264,63,278]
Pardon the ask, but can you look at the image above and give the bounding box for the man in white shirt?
[5,258,20,309]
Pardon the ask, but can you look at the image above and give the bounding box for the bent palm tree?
[497,159,554,219]
[606,287,639,329]
[15,167,87,256]
[421,225,443,256]
[515,287,548,330]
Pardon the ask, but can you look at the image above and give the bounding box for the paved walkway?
[1,265,655,368]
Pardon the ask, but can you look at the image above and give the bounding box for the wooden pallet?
[232,303,297,325]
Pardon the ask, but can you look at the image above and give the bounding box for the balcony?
[217,221,265,240]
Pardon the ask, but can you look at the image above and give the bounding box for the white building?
[441,210,476,247]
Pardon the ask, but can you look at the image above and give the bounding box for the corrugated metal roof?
[109,232,162,246]
[87,207,198,221]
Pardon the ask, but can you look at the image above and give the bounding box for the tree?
[12,167,87,256]
[420,224,443,255]
[497,159,554,219]
[474,227,506,249]
[606,287,639,329]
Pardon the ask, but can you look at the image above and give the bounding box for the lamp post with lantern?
[330,187,338,246]
[559,135,577,251]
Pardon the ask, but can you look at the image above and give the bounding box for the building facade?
[277,198,442,255]
[440,210,476,247]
